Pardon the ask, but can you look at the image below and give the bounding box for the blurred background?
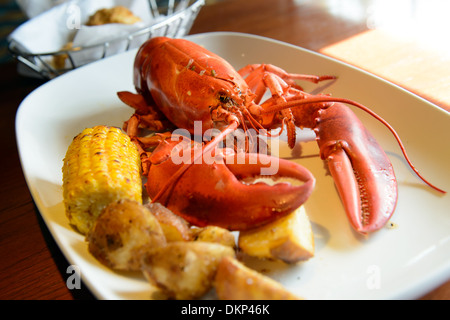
[2,0,448,107]
[0,0,224,64]
[0,0,25,64]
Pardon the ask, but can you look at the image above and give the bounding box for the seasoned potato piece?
[87,199,166,271]
[238,206,314,263]
[214,256,301,300]
[192,226,236,248]
[145,202,192,241]
[141,242,235,300]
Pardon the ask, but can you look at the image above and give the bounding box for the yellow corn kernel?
[62,126,142,235]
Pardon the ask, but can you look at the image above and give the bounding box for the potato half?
[87,199,166,271]
[214,256,301,300]
[238,206,314,263]
[141,241,235,300]
[145,202,192,242]
[192,226,236,248]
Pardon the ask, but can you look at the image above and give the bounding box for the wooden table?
[0,0,448,300]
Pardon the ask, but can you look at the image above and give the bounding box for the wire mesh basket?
[8,0,205,79]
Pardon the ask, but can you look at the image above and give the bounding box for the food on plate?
[87,199,166,271]
[191,226,236,249]
[60,123,312,299]
[54,33,446,301]
[62,125,142,235]
[119,37,444,237]
[214,256,301,300]
[141,241,235,300]
[238,206,314,263]
[145,202,192,241]
[86,6,141,26]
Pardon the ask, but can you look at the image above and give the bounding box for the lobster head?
[133,37,256,135]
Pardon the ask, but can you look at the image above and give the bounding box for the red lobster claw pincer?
[314,103,398,234]
[145,137,316,231]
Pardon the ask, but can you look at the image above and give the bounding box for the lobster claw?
[146,137,315,231]
[315,103,398,234]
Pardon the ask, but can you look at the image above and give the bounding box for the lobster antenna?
[151,121,240,203]
[263,96,446,194]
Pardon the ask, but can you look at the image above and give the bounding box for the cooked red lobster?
[118,37,444,233]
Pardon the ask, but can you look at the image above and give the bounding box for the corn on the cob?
[62,125,142,235]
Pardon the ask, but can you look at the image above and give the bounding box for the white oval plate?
[16,32,450,300]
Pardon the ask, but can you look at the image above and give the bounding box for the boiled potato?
[141,241,235,300]
[192,226,236,248]
[145,202,192,241]
[87,199,166,271]
[214,256,301,300]
[238,206,314,263]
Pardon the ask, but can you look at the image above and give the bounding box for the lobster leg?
[146,135,316,231]
[240,65,334,148]
[239,64,335,94]
[118,91,170,133]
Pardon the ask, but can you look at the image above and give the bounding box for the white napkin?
[15,0,68,19]
[9,0,157,71]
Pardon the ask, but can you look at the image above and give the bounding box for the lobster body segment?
[118,37,444,234]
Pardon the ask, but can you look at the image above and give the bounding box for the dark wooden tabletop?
[0,0,448,300]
